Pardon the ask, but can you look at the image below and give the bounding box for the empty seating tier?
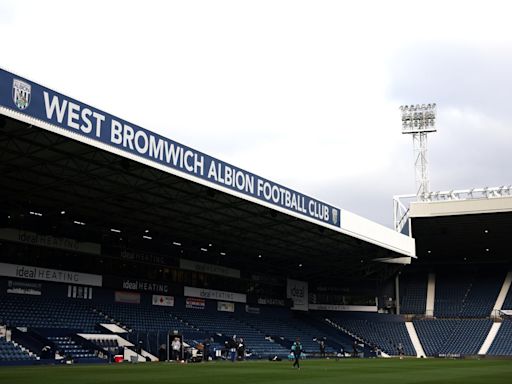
[413,319,492,356]
[487,319,512,356]
[324,313,415,356]
[0,295,105,332]
[0,337,36,362]
[399,272,427,315]
[434,271,502,318]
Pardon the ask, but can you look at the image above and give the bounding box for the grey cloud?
[308,167,413,228]
[388,42,512,119]
[429,128,512,192]
[388,41,512,197]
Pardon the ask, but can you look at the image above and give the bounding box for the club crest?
[332,208,339,225]
[12,79,31,110]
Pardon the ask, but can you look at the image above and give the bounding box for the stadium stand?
[1,286,349,360]
[2,277,512,362]
[413,319,492,356]
[487,319,512,356]
[296,312,356,350]
[235,309,338,354]
[434,271,502,318]
[46,336,97,360]
[459,272,503,318]
[0,295,106,332]
[434,273,474,318]
[94,303,191,334]
[399,272,427,315]
[92,300,291,358]
[0,337,37,362]
[93,301,358,358]
[94,303,216,357]
[321,312,415,356]
[501,283,512,310]
[92,302,358,358]
[173,308,290,358]
[4,267,512,362]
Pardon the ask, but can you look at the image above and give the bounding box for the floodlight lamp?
[399,102,438,200]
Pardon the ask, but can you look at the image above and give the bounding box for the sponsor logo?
[16,265,79,282]
[256,297,285,306]
[7,280,42,296]
[12,79,31,110]
[115,291,141,304]
[290,285,305,298]
[152,295,174,307]
[217,301,235,312]
[122,279,169,294]
[186,297,205,309]
[245,305,260,314]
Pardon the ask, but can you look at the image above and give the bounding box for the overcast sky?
[1,0,511,228]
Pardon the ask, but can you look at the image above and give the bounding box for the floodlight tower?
[400,103,437,200]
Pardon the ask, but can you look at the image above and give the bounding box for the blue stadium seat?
[400,272,427,315]
[0,337,37,362]
[487,319,512,355]
[434,272,502,318]
[413,319,492,356]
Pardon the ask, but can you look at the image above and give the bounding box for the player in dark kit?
[319,340,326,358]
[291,337,303,369]
[398,342,404,359]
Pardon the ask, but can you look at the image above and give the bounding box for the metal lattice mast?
[400,104,437,200]
[414,131,429,198]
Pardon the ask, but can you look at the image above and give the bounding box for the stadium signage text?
[0,263,102,287]
[0,69,341,227]
[104,276,171,294]
[184,286,246,303]
[120,247,166,265]
[256,297,286,306]
[122,279,169,294]
[308,304,378,312]
[286,279,309,311]
[180,258,240,279]
[0,228,101,255]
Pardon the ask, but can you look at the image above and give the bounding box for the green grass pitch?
[1,359,511,384]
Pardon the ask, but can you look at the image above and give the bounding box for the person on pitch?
[171,337,181,361]
[398,342,404,359]
[319,340,326,358]
[291,337,303,369]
